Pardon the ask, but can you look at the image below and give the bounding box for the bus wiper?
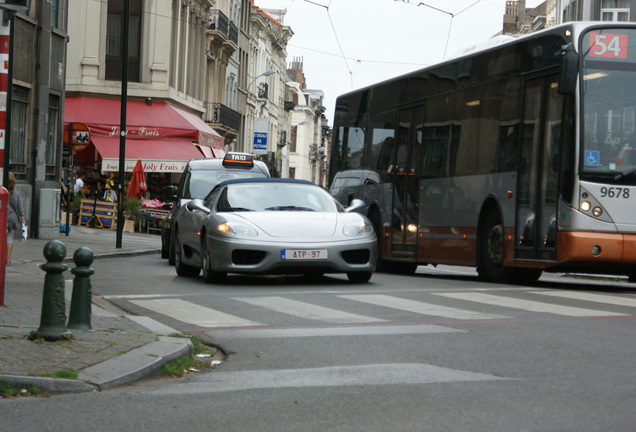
[265,206,315,211]
[614,167,636,181]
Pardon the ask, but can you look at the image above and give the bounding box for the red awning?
[92,136,206,173]
[64,97,225,150]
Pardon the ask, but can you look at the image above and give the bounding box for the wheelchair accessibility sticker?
[585,150,600,166]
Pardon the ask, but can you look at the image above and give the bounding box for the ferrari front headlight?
[343,221,373,237]
[216,222,258,237]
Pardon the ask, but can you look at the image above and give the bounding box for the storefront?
[64,96,225,175]
[63,96,226,231]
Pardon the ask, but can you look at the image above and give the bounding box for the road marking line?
[433,292,627,317]
[531,290,636,308]
[129,299,262,328]
[234,296,386,324]
[103,294,181,299]
[339,294,509,320]
[150,363,510,394]
[206,324,465,339]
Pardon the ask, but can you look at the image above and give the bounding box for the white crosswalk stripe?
[234,296,386,324]
[127,290,634,331]
[339,294,509,320]
[432,292,627,317]
[531,290,636,308]
[130,299,262,328]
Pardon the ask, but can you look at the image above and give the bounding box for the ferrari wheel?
[201,236,226,283]
[347,271,372,283]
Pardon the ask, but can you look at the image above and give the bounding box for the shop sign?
[101,159,188,173]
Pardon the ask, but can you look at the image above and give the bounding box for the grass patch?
[34,369,78,380]
[162,356,202,377]
[162,333,224,378]
[168,333,216,356]
[1,379,42,398]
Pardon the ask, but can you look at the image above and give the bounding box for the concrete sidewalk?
[0,225,192,394]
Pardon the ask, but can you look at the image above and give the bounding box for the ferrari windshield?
[217,183,340,213]
[582,28,636,178]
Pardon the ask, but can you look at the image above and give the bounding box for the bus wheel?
[628,272,636,283]
[479,209,513,283]
[512,268,542,284]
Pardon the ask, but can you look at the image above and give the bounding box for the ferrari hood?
[236,212,338,237]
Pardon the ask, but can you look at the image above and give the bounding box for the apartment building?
[0,1,68,238]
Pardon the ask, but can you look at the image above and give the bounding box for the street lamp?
[249,69,276,89]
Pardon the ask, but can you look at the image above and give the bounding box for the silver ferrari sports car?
[172,178,377,283]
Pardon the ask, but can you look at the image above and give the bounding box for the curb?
[0,374,95,394]
[78,336,192,391]
[61,248,161,262]
[1,336,191,394]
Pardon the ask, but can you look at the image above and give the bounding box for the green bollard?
[67,247,95,331]
[35,240,72,341]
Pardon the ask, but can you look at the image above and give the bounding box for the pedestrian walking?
[7,172,26,265]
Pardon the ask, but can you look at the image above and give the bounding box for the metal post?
[35,240,71,341]
[67,247,95,332]
[116,0,131,249]
[2,12,14,188]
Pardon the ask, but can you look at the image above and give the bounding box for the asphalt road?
[2,255,635,432]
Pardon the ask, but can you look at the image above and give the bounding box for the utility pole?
[116,0,130,249]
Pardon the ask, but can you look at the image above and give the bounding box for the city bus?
[328,22,636,283]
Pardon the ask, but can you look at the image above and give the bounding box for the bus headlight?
[580,201,591,212]
[592,207,603,217]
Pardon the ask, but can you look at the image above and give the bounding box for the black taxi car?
[161,152,270,264]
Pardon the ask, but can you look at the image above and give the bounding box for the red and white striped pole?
[0,11,9,184]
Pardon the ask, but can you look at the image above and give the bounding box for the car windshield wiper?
[265,206,315,211]
[219,207,254,212]
[614,167,636,181]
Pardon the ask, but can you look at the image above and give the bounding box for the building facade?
[206,0,242,150]
[1,1,69,238]
[246,3,292,176]
[65,0,224,190]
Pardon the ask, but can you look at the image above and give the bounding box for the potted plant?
[123,197,142,226]
[71,195,83,225]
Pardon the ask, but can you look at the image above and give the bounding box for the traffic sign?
[64,122,91,152]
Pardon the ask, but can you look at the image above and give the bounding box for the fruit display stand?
[79,199,117,229]
[141,208,169,234]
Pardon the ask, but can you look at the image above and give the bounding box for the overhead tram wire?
[397,0,485,60]
[301,0,355,90]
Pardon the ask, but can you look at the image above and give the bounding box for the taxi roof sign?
[223,152,254,167]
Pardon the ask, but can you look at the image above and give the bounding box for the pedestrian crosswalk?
[122,289,635,332]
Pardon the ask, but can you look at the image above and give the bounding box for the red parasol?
[127,159,147,199]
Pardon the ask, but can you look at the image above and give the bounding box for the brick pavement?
[0,225,188,393]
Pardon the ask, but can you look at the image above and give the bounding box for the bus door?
[516,74,563,262]
[390,107,423,260]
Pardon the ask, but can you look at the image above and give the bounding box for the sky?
[253,0,544,126]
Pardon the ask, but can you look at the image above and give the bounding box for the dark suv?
[162,153,270,264]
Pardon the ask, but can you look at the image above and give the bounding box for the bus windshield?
[582,28,636,178]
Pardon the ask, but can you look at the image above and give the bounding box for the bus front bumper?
[557,231,636,264]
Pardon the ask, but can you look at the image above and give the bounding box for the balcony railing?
[208,9,238,45]
[209,9,229,34]
[206,102,241,132]
[229,21,238,45]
